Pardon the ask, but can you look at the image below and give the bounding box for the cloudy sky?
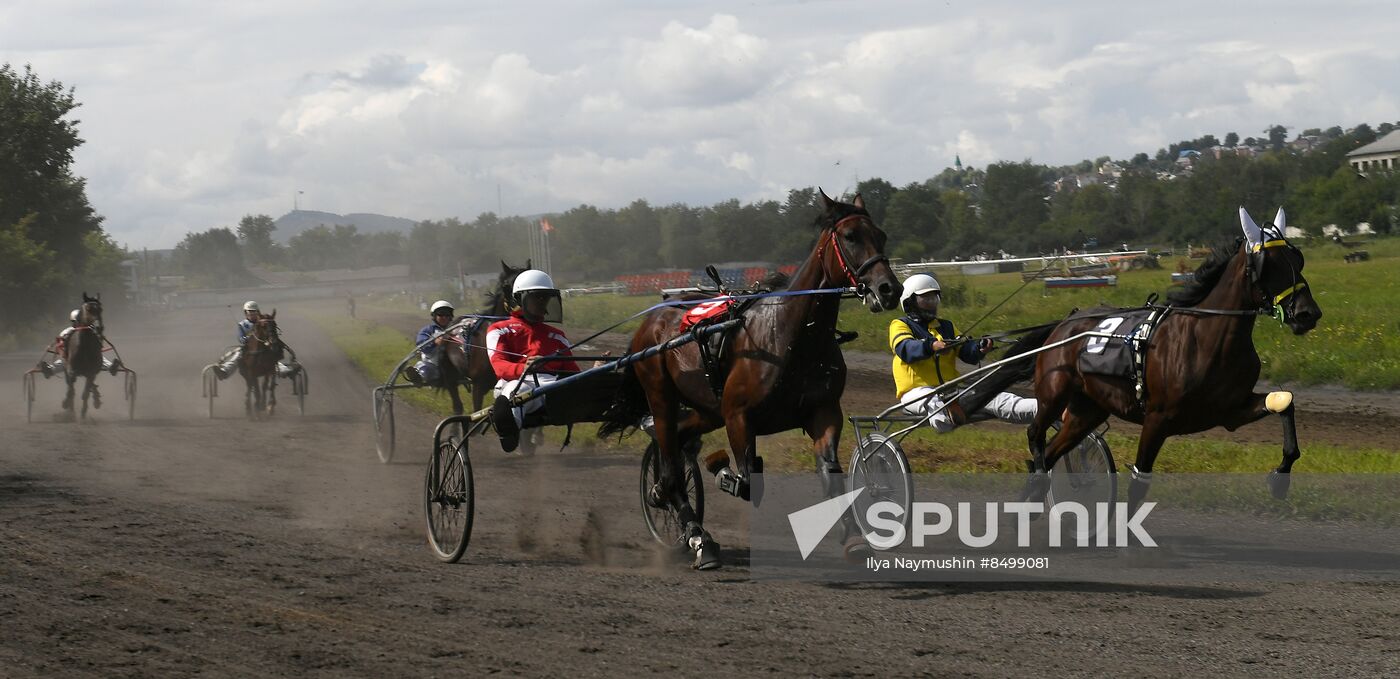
[4,1,1398,248]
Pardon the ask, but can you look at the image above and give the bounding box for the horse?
[241,310,285,417]
[1023,207,1321,514]
[600,191,903,569]
[62,292,106,420]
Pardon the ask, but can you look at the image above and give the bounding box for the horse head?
[79,291,104,328]
[816,189,902,312]
[251,310,280,348]
[1240,207,1320,335]
[490,259,532,314]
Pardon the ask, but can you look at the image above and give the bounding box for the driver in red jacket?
[486,269,580,452]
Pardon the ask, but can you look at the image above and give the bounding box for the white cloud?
[2,2,1398,248]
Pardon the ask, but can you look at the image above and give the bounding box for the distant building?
[1347,129,1400,175]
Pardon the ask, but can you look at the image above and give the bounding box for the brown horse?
[241,311,285,418]
[602,191,902,569]
[1024,207,1321,513]
[62,292,106,420]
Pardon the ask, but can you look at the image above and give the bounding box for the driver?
[214,301,299,379]
[38,309,119,378]
[405,300,457,386]
[889,273,1037,432]
[485,270,579,452]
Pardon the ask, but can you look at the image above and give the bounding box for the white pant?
[900,387,1037,433]
[495,374,559,427]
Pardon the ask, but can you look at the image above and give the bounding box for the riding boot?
[493,394,520,453]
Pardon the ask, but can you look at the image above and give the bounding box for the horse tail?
[596,363,647,440]
[958,322,1058,414]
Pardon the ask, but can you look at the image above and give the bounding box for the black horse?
[62,292,106,421]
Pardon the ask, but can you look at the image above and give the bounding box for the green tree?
[1224,132,1239,147]
[236,214,280,265]
[174,228,248,288]
[853,177,897,226]
[0,63,118,335]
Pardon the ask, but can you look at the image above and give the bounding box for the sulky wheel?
[24,372,36,424]
[847,432,913,547]
[125,372,137,420]
[293,369,308,416]
[373,388,395,463]
[639,440,704,549]
[203,368,218,419]
[424,434,474,563]
[1045,426,1117,543]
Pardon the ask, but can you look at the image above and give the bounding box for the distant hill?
[272,210,418,243]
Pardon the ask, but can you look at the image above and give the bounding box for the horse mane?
[478,286,506,315]
[1166,239,1241,307]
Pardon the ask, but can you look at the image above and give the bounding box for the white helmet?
[429,300,454,315]
[70,309,80,322]
[512,269,556,296]
[243,301,260,312]
[899,274,941,312]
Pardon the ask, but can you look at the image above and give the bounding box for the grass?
[524,235,1400,389]
[309,312,476,415]
[307,306,1400,522]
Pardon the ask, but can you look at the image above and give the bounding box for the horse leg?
[805,402,868,559]
[1023,396,1109,504]
[1023,370,1076,500]
[1127,415,1170,517]
[640,368,716,569]
[448,384,464,417]
[62,372,75,412]
[266,375,277,415]
[80,375,93,420]
[721,408,759,504]
[1222,391,1299,500]
[1042,396,1110,471]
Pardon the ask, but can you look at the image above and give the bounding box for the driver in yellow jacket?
[889,274,1037,432]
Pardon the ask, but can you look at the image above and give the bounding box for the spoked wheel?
[639,441,704,549]
[848,433,913,546]
[424,434,474,563]
[23,372,36,423]
[373,387,395,463]
[124,372,137,420]
[292,368,308,415]
[202,367,218,419]
[1046,426,1117,543]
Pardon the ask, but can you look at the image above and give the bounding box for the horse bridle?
[819,214,889,296]
[250,319,280,353]
[1246,237,1309,323]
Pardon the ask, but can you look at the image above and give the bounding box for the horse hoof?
[843,535,872,563]
[1018,472,1050,503]
[692,536,722,570]
[1267,471,1291,500]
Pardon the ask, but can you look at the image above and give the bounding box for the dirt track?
[2,305,1398,678]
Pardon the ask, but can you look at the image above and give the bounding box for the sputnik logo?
[787,487,865,560]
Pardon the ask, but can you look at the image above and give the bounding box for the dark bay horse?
[63,292,105,420]
[241,310,285,417]
[432,260,530,417]
[602,191,902,569]
[1025,207,1321,513]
